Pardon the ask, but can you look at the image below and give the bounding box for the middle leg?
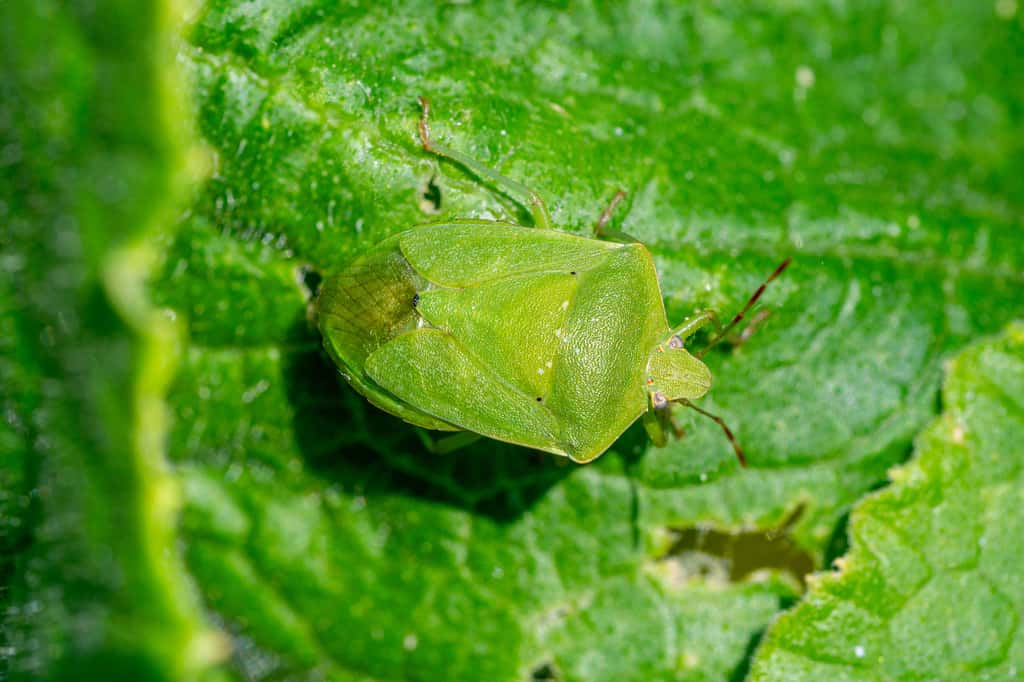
[592,189,640,243]
[418,96,553,230]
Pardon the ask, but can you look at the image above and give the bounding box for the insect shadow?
[282,317,600,523]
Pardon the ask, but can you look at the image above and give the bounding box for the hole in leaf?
[658,505,814,588]
[298,265,322,297]
[419,174,442,213]
[529,661,559,681]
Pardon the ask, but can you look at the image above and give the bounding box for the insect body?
[316,98,789,465]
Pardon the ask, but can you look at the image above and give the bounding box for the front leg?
[671,310,722,343]
[642,406,685,448]
[642,409,668,447]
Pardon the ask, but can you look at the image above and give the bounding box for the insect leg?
[643,404,687,448]
[642,409,668,447]
[695,257,791,359]
[678,399,747,468]
[417,429,482,454]
[417,96,553,229]
[671,310,723,342]
[593,189,639,243]
[664,409,686,440]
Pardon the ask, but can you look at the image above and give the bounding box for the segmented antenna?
[696,258,792,358]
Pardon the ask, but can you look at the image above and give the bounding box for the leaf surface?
[4,1,1024,681]
[750,322,1024,680]
[159,1,1024,679]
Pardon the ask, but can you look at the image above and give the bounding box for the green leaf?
[6,1,1024,681]
[152,2,1024,680]
[750,321,1024,680]
[0,1,220,679]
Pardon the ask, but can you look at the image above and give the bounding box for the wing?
[412,239,669,462]
[415,271,578,401]
[317,235,459,431]
[399,222,617,287]
[364,329,565,455]
[545,245,669,461]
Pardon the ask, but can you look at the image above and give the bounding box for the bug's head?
[645,335,712,408]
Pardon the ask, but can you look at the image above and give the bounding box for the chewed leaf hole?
[529,661,559,681]
[419,174,442,213]
[656,507,814,589]
[297,265,322,298]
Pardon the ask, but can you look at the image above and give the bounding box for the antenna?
[696,257,791,358]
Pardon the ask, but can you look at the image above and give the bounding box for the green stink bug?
[316,98,790,466]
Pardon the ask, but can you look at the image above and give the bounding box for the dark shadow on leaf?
[728,627,766,682]
[281,318,574,523]
[822,510,851,570]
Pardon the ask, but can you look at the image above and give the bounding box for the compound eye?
[667,335,684,349]
[651,391,668,409]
